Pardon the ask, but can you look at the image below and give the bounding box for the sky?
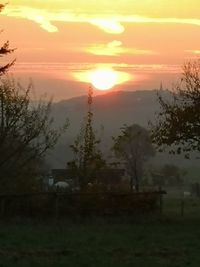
[1,0,200,101]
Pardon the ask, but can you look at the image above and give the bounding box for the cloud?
[2,4,200,34]
[86,41,123,56]
[185,50,200,55]
[12,62,181,76]
[86,41,156,56]
[2,6,126,34]
[89,20,124,34]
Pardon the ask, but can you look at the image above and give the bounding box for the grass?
[163,195,200,219]
[0,216,200,267]
[0,195,200,267]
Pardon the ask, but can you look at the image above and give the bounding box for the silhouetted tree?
[68,87,106,189]
[0,4,15,75]
[0,77,68,193]
[113,124,155,192]
[0,4,68,192]
[151,60,200,158]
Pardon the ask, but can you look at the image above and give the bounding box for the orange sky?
[1,1,200,100]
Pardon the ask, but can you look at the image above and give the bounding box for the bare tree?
[113,124,155,192]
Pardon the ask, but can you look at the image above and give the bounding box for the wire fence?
[0,191,164,219]
[0,189,199,220]
[161,194,200,219]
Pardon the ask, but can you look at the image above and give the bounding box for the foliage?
[0,77,68,193]
[68,87,106,188]
[0,6,68,192]
[0,4,15,75]
[151,60,200,158]
[113,124,155,192]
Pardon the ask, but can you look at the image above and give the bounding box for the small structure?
[51,169,74,191]
[49,168,126,191]
[54,181,70,191]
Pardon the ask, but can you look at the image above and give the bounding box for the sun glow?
[73,67,131,90]
[89,68,118,90]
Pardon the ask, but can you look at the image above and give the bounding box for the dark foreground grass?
[0,217,200,267]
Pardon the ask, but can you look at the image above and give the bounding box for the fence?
[0,191,164,219]
[0,190,198,220]
[161,194,200,219]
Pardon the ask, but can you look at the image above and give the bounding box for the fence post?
[181,195,184,217]
[55,193,59,220]
[0,197,5,217]
[159,186,163,217]
[28,195,33,217]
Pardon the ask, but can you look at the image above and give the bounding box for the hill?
[47,90,199,173]
[48,90,157,167]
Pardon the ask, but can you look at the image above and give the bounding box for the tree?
[113,124,155,192]
[0,77,68,193]
[0,4,67,192]
[0,4,15,75]
[68,87,106,189]
[151,60,200,158]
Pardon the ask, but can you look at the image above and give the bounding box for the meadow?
[1,197,200,267]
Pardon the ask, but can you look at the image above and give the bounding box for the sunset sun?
[73,67,131,91]
[89,68,118,90]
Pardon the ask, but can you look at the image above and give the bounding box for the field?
[0,195,200,267]
[0,213,200,267]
